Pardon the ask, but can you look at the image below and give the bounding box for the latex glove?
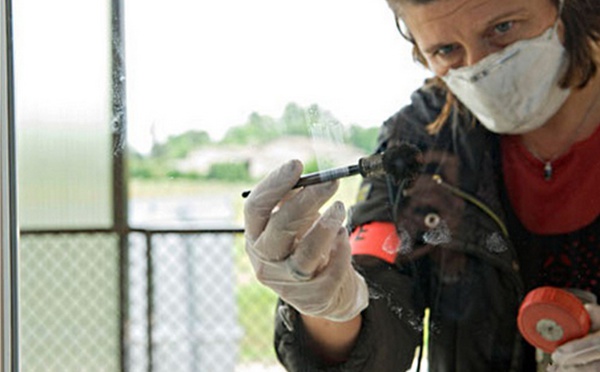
[548,304,600,371]
[244,159,369,322]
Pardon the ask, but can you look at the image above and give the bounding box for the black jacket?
[274,84,528,371]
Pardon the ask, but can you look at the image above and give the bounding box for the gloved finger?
[305,228,369,321]
[312,227,353,292]
[551,330,600,367]
[586,304,600,332]
[244,159,303,242]
[258,180,339,260]
[547,361,600,372]
[287,201,346,279]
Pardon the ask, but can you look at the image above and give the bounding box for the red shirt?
[501,123,600,235]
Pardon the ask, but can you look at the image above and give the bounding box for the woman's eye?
[435,44,457,56]
[494,21,514,35]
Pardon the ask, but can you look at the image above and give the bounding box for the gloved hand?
[548,304,600,371]
[243,159,369,322]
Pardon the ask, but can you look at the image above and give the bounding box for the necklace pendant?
[544,162,553,181]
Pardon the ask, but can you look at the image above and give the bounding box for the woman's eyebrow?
[420,7,529,55]
[483,7,528,28]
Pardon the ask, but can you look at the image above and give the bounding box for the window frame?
[0,0,20,370]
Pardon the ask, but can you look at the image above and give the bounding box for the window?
[9,1,430,371]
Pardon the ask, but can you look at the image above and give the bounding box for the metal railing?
[20,228,284,372]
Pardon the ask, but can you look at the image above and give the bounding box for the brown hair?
[387,0,600,134]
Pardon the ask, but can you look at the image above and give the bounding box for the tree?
[221,112,278,145]
[129,102,381,180]
[280,103,311,136]
[347,125,379,153]
[151,130,212,159]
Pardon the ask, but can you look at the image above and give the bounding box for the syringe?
[241,143,421,198]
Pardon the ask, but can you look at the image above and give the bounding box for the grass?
[232,235,279,362]
[236,279,280,363]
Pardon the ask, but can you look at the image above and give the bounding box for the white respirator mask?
[442,20,570,134]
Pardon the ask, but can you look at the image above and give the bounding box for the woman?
[243,0,600,370]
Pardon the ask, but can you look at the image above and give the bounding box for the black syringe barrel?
[294,164,361,188]
[241,164,361,198]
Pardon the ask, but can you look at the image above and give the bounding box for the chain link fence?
[20,230,284,372]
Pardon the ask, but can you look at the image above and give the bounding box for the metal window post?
[0,0,19,371]
[111,0,129,371]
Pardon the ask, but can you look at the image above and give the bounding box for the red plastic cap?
[518,286,591,353]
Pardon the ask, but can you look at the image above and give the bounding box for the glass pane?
[14,0,113,230]
[124,2,430,371]
[20,233,120,371]
[13,1,121,371]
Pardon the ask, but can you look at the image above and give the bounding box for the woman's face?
[401,0,560,76]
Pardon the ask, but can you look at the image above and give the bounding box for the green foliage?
[129,130,211,180]
[151,130,211,159]
[348,125,379,153]
[166,170,202,180]
[207,162,251,182]
[303,157,335,174]
[128,102,381,181]
[220,103,345,145]
[221,112,279,145]
[128,152,154,179]
[236,281,279,362]
[128,150,172,179]
[281,102,311,136]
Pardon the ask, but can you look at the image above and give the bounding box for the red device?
[518,287,591,353]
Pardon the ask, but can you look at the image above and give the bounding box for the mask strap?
[558,0,565,16]
[549,0,565,37]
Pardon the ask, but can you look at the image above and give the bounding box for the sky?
[124,0,432,153]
